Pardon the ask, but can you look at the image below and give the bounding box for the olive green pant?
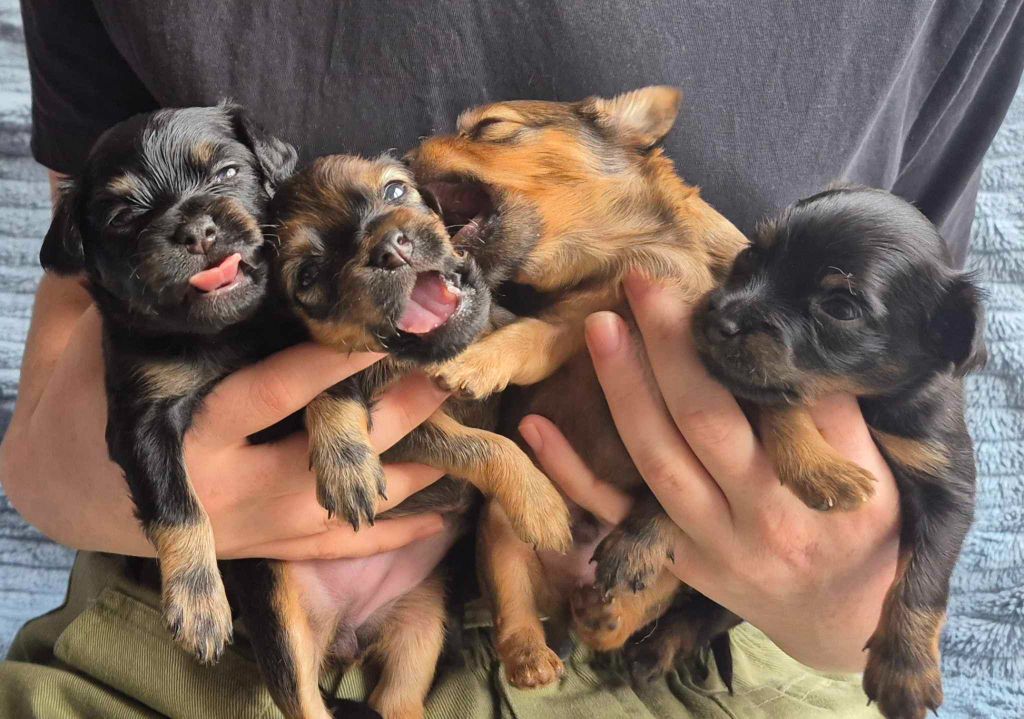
[1,552,879,718]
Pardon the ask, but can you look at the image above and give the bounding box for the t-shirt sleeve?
[892,0,1024,267]
[21,0,158,175]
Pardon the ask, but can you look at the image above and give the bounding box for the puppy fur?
[253,154,573,719]
[409,87,747,688]
[39,104,299,663]
[693,186,984,719]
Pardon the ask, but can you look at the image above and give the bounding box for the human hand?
[518,274,900,672]
[2,304,450,560]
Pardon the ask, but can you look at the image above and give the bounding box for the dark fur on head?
[695,186,986,405]
[42,102,297,335]
[271,154,490,363]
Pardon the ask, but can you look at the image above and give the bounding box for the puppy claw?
[782,458,875,513]
[863,638,943,719]
[430,355,510,401]
[312,448,386,532]
[162,568,233,664]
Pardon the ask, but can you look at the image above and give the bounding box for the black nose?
[370,230,414,270]
[176,215,217,254]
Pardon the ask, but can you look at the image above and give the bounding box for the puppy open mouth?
[426,179,496,247]
[188,253,249,296]
[397,271,463,335]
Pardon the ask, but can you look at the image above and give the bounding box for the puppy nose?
[177,215,218,254]
[370,230,414,270]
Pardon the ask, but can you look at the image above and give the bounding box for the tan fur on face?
[191,141,216,166]
[106,172,144,199]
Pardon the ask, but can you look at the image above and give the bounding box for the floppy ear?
[584,85,682,150]
[222,102,298,194]
[929,275,987,377]
[40,180,86,274]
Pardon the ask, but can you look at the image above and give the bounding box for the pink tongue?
[188,253,242,292]
[397,272,461,334]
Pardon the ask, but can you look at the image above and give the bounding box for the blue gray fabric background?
[0,2,1019,715]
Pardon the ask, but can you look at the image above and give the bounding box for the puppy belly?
[287,525,458,658]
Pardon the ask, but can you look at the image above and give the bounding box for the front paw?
[501,471,572,553]
[783,458,875,512]
[430,355,509,400]
[570,584,632,651]
[863,646,943,719]
[498,633,565,689]
[592,528,665,595]
[312,443,386,531]
[162,567,233,664]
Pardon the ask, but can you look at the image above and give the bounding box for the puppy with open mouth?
[693,186,985,719]
[250,154,572,719]
[38,104,299,664]
[408,87,749,688]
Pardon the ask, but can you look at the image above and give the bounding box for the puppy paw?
[570,585,633,651]
[499,469,572,553]
[430,353,509,400]
[592,528,665,596]
[162,566,233,664]
[863,648,943,719]
[499,635,565,689]
[783,458,875,512]
[312,443,386,531]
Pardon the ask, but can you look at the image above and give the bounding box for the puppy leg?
[760,405,875,511]
[479,501,566,689]
[862,462,972,719]
[387,411,572,552]
[591,492,681,595]
[226,560,335,719]
[367,572,447,719]
[571,568,680,652]
[306,380,385,531]
[109,403,232,664]
[624,591,741,687]
[431,285,618,399]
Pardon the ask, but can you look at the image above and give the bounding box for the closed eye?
[469,117,521,142]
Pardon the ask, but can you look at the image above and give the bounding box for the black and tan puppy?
[39,104,298,663]
[409,87,747,687]
[246,154,572,719]
[694,186,984,719]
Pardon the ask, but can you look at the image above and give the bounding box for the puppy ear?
[40,180,86,274]
[929,275,987,377]
[583,85,682,149]
[222,103,298,193]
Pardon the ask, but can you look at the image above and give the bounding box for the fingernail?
[420,514,446,537]
[586,312,622,357]
[519,418,544,453]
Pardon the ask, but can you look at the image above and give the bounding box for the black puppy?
[40,104,298,663]
[694,186,984,719]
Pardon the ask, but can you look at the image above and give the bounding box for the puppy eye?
[819,296,862,321]
[214,165,239,183]
[107,207,134,229]
[297,261,320,291]
[383,181,407,202]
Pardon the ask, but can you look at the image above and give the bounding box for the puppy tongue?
[189,253,242,292]
[397,272,460,334]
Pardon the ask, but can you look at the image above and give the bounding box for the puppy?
[693,186,984,719]
[39,104,298,663]
[249,154,573,719]
[409,87,747,687]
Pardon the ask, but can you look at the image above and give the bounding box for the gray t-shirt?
[21,0,1024,265]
